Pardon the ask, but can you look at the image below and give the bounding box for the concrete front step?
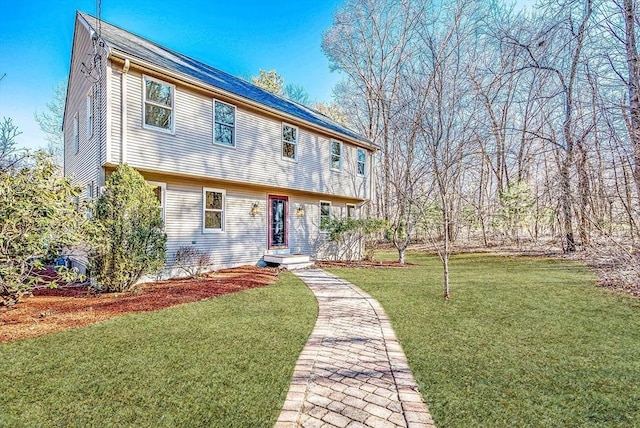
[263,254,313,270]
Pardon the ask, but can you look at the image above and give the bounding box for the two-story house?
[63,12,376,272]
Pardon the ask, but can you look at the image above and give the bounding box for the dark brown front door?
[268,195,288,248]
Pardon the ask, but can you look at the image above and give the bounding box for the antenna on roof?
[80,0,104,83]
[96,0,102,40]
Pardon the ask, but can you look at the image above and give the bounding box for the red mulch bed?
[0,266,278,344]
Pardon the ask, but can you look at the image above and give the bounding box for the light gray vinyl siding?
[98,60,108,168]
[144,173,362,270]
[162,179,268,269]
[64,20,104,202]
[120,71,371,200]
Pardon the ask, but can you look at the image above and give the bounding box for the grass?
[328,252,640,427]
[0,272,317,427]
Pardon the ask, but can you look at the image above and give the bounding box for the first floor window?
[144,76,174,132]
[357,148,366,176]
[214,100,235,147]
[282,123,297,160]
[320,201,331,231]
[85,182,94,219]
[148,181,167,224]
[331,141,342,171]
[203,188,225,232]
[347,204,356,219]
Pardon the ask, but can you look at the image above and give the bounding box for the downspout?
[369,150,375,217]
[95,57,103,193]
[121,58,130,164]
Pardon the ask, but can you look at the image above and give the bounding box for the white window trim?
[213,99,236,149]
[142,75,175,134]
[319,200,332,232]
[282,122,298,162]
[357,148,366,177]
[86,89,94,139]
[202,187,226,233]
[147,181,167,224]
[73,112,79,154]
[331,140,342,172]
[346,203,357,219]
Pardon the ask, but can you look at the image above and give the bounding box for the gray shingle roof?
[78,12,374,148]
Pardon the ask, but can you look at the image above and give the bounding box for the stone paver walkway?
[275,269,435,428]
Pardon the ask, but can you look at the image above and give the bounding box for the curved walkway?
[275,269,435,428]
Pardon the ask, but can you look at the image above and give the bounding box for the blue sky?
[0,0,536,151]
[0,0,345,150]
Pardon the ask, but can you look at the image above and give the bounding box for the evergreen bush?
[92,164,166,292]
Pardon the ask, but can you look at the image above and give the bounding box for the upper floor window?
[73,112,79,153]
[143,76,174,132]
[331,141,342,171]
[86,89,94,138]
[357,148,366,176]
[282,123,297,161]
[203,188,225,233]
[214,100,235,147]
[320,201,331,232]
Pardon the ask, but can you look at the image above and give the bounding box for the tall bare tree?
[620,0,640,201]
[505,0,593,252]
[323,0,424,222]
[34,81,66,166]
[0,117,21,170]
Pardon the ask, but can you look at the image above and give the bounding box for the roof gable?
[78,12,374,148]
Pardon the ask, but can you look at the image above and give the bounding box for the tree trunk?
[577,138,590,246]
[443,212,451,301]
[560,145,576,252]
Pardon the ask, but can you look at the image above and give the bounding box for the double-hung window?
[143,76,174,132]
[357,148,366,176]
[86,88,94,138]
[282,123,297,160]
[331,141,342,171]
[148,181,167,224]
[203,188,225,233]
[214,100,235,147]
[347,204,356,219]
[73,112,79,153]
[320,201,331,232]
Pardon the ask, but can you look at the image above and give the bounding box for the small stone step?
[263,254,313,270]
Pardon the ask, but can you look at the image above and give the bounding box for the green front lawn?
[0,272,317,427]
[329,252,640,427]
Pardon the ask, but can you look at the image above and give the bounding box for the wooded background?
[322,0,639,257]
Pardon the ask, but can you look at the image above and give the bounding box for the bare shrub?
[173,246,214,278]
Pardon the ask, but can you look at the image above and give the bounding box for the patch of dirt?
[315,260,416,268]
[0,266,278,344]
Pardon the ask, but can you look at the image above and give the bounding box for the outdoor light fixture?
[250,202,260,217]
[296,205,305,217]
